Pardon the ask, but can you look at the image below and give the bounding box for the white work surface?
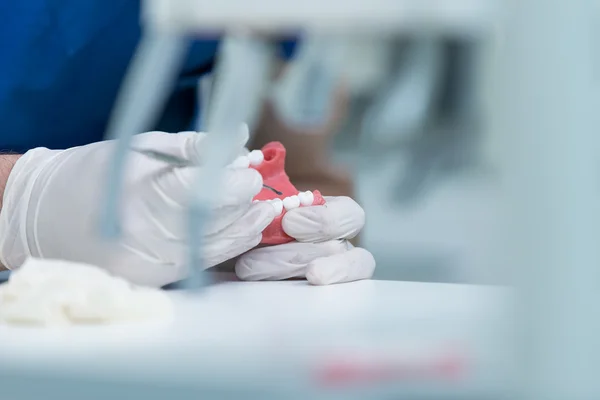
[0,279,510,397]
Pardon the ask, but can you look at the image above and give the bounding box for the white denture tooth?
[306,191,315,205]
[268,198,284,214]
[253,199,260,203]
[230,155,250,169]
[282,195,300,211]
[298,191,314,206]
[248,150,264,166]
[297,191,310,206]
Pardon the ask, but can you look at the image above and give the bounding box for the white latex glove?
[235,196,376,285]
[0,131,277,288]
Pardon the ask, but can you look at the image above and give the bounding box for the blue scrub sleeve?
[279,39,299,60]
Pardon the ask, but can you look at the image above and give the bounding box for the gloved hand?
[0,131,277,288]
[235,196,376,285]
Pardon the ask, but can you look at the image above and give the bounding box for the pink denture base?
[251,141,326,245]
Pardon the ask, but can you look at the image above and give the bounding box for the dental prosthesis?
[231,142,326,245]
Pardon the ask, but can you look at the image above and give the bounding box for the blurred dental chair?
[358,37,487,206]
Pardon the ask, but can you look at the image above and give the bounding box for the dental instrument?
[262,184,283,196]
[131,148,196,168]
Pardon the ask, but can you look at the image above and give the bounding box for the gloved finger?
[207,201,277,240]
[109,236,189,288]
[202,201,277,267]
[137,202,274,272]
[235,240,351,281]
[306,247,376,286]
[199,168,265,235]
[152,167,263,209]
[131,125,250,165]
[130,131,206,164]
[141,167,262,239]
[282,196,365,243]
[204,234,262,269]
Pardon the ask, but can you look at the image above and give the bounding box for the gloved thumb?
[130,124,250,165]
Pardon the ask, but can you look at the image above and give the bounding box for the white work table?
[0,279,510,398]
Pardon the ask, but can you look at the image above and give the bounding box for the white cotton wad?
[0,258,173,326]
